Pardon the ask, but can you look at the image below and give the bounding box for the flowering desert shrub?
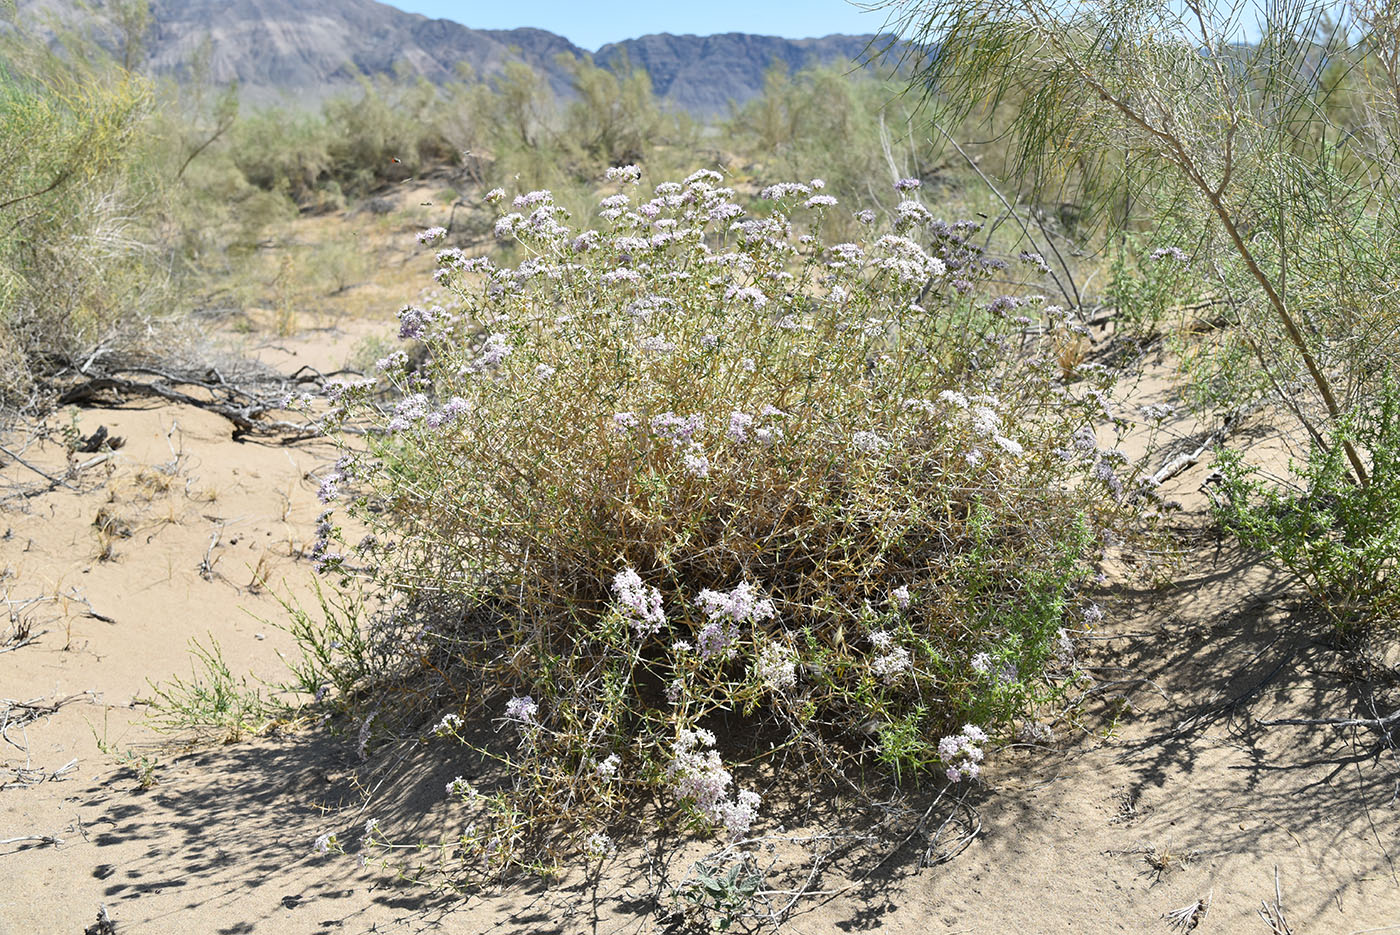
[314,168,1146,873]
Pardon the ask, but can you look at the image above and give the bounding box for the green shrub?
[310,169,1149,874]
[1214,384,1400,631]
[0,56,163,407]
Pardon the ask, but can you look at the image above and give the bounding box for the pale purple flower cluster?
[417,226,447,245]
[1139,402,1175,422]
[804,194,838,209]
[376,349,408,374]
[894,177,922,191]
[513,190,552,209]
[938,395,1023,463]
[308,509,343,573]
[484,187,505,204]
[682,448,711,478]
[398,304,434,340]
[828,242,865,267]
[422,396,468,430]
[993,435,1025,457]
[668,728,762,839]
[504,695,538,724]
[896,199,934,227]
[891,585,911,611]
[685,168,723,186]
[494,213,522,239]
[439,249,490,273]
[651,411,703,444]
[972,652,1018,686]
[603,268,642,284]
[1055,424,1099,462]
[1093,457,1124,500]
[387,392,429,433]
[939,390,969,410]
[969,402,1001,437]
[473,333,512,371]
[611,567,666,637]
[726,410,754,443]
[985,295,1023,316]
[707,199,744,221]
[1149,245,1189,262]
[938,724,987,782]
[867,629,911,682]
[640,335,675,355]
[1018,251,1050,272]
[446,775,476,797]
[694,581,775,660]
[612,411,639,433]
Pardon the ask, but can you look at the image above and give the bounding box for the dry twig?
[1258,866,1294,934]
[1164,890,1211,931]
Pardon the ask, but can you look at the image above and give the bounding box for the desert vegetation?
[2,0,1399,931]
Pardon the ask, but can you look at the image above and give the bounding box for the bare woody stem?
[1205,197,1370,486]
[1054,46,1372,487]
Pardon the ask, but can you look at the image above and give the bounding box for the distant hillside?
[14,0,895,115]
[596,32,886,116]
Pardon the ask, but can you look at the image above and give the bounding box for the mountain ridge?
[15,0,895,115]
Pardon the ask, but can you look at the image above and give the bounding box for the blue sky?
[383,1,895,51]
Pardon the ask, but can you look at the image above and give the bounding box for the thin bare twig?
[0,442,75,490]
[1258,866,1294,934]
[0,834,63,848]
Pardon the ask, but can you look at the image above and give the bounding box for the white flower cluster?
[584,831,618,858]
[938,724,988,782]
[754,643,798,691]
[852,430,889,454]
[869,630,912,683]
[668,728,762,840]
[416,226,447,245]
[593,753,621,781]
[612,567,666,637]
[433,712,463,737]
[446,776,477,797]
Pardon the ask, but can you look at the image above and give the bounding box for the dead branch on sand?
[51,357,366,443]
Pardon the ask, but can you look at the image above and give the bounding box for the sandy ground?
[2,328,1398,934]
